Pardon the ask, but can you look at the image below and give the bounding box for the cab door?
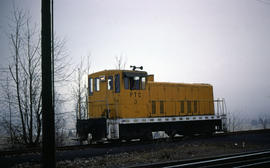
[106,74,120,119]
[129,76,148,118]
[121,74,148,118]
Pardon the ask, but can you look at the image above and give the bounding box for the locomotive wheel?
[141,132,153,141]
[79,139,83,145]
[205,131,214,137]
[124,138,132,142]
[109,139,121,144]
[169,130,177,141]
[87,138,92,144]
[165,130,177,141]
[78,134,88,145]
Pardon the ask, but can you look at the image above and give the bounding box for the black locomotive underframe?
[76,118,222,141]
[76,118,107,141]
[119,119,222,140]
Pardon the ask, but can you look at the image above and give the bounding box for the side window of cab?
[94,77,100,91]
[115,74,120,93]
[108,76,113,90]
[89,77,93,95]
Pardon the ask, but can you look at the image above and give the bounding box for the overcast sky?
[1,0,270,119]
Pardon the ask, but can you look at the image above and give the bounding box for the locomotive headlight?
[134,76,140,80]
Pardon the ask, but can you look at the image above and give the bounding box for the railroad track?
[128,149,270,168]
[0,129,269,157]
[0,143,109,157]
[0,139,154,157]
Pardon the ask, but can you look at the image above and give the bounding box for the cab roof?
[88,69,148,77]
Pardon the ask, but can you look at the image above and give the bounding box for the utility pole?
[41,0,55,167]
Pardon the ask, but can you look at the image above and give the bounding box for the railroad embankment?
[2,129,270,168]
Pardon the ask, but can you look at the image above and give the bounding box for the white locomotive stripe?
[107,115,225,125]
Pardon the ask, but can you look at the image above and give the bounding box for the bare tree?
[115,55,127,70]
[0,73,21,145]
[7,9,41,145]
[73,55,91,120]
[1,7,71,146]
[51,36,73,146]
[54,93,67,147]
[227,111,243,132]
[258,113,269,129]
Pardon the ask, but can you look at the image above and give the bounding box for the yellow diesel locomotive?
[77,67,227,141]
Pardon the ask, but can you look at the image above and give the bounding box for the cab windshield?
[123,72,147,90]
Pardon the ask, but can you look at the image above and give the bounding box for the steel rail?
[198,156,270,168]
[235,160,270,168]
[128,150,270,168]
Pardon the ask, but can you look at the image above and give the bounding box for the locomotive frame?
[76,69,227,142]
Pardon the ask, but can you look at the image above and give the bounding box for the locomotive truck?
[76,68,227,142]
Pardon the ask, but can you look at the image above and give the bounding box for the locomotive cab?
[87,70,149,119]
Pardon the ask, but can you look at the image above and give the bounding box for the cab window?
[141,77,146,89]
[89,77,93,95]
[124,76,146,90]
[94,77,100,91]
[124,77,129,89]
[115,74,120,93]
[132,76,140,90]
[108,76,113,90]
